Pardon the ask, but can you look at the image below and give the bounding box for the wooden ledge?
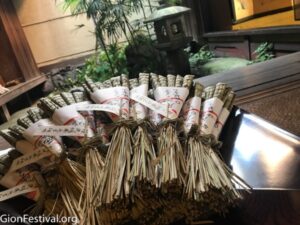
[203,26,300,38]
[197,51,300,97]
[0,75,46,106]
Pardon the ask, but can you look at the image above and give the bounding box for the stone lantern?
[144,1,192,74]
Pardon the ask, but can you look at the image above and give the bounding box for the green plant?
[189,45,214,67]
[165,0,182,5]
[125,32,166,77]
[63,0,147,74]
[249,42,274,64]
[76,43,128,82]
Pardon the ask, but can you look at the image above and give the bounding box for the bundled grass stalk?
[175,75,183,87]
[87,75,133,224]
[151,74,192,224]
[93,125,133,224]
[84,79,111,143]
[57,159,86,223]
[61,92,76,105]
[205,89,251,197]
[80,147,105,225]
[128,73,161,223]
[182,82,205,198]
[7,117,85,221]
[37,95,99,221]
[183,84,251,222]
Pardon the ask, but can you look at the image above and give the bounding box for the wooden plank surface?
[22,14,96,66]
[203,26,300,38]
[12,0,73,26]
[232,10,300,30]
[197,51,300,97]
[11,0,96,67]
[235,80,300,105]
[0,75,46,106]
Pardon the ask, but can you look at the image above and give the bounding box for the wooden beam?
[197,51,300,97]
[0,0,40,81]
[203,26,300,38]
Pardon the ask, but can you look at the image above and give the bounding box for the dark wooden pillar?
[0,0,40,82]
[0,0,45,122]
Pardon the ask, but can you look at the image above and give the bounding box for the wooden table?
[197,51,300,136]
[197,51,300,96]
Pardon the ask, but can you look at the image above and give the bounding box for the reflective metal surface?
[220,107,300,190]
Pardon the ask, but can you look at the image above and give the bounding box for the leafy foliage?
[189,45,214,67]
[249,42,274,64]
[77,43,128,82]
[165,0,182,5]
[125,32,167,77]
[63,0,148,74]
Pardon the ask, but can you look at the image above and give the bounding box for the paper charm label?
[33,125,87,137]
[212,108,230,138]
[149,108,162,125]
[75,103,120,115]
[130,93,170,119]
[91,87,130,120]
[52,105,95,140]
[129,84,148,120]
[182,96,201,133]
[200,97,224,135]
[23,119,63,156]
[154,87,189,119]
[15,140,54,169]
[0,181,38,202]
[73,101,96,131]
[0,170,39,201]
[9,147,52,172]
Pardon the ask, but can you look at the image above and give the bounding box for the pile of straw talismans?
[0,73,251,225]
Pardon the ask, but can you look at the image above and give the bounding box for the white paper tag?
[130,93,171,118]
[200,97,224,135]
[182,96,201,133]
[24,119,62,143]
[0,170,39,201]
[71,101,96,131]
[90,87,130,120]
[212,108,230,139]
[0,181,38,201]
[154,87,189,119]
[149,109,162,125]
[9,148,52,172]
[53,105,83,125]
[52,105,94,139]
[23,119,63,156]
[130,84,148,120]
[76,104,120,115]
[15,140,54,169]
[33,125,86,137]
